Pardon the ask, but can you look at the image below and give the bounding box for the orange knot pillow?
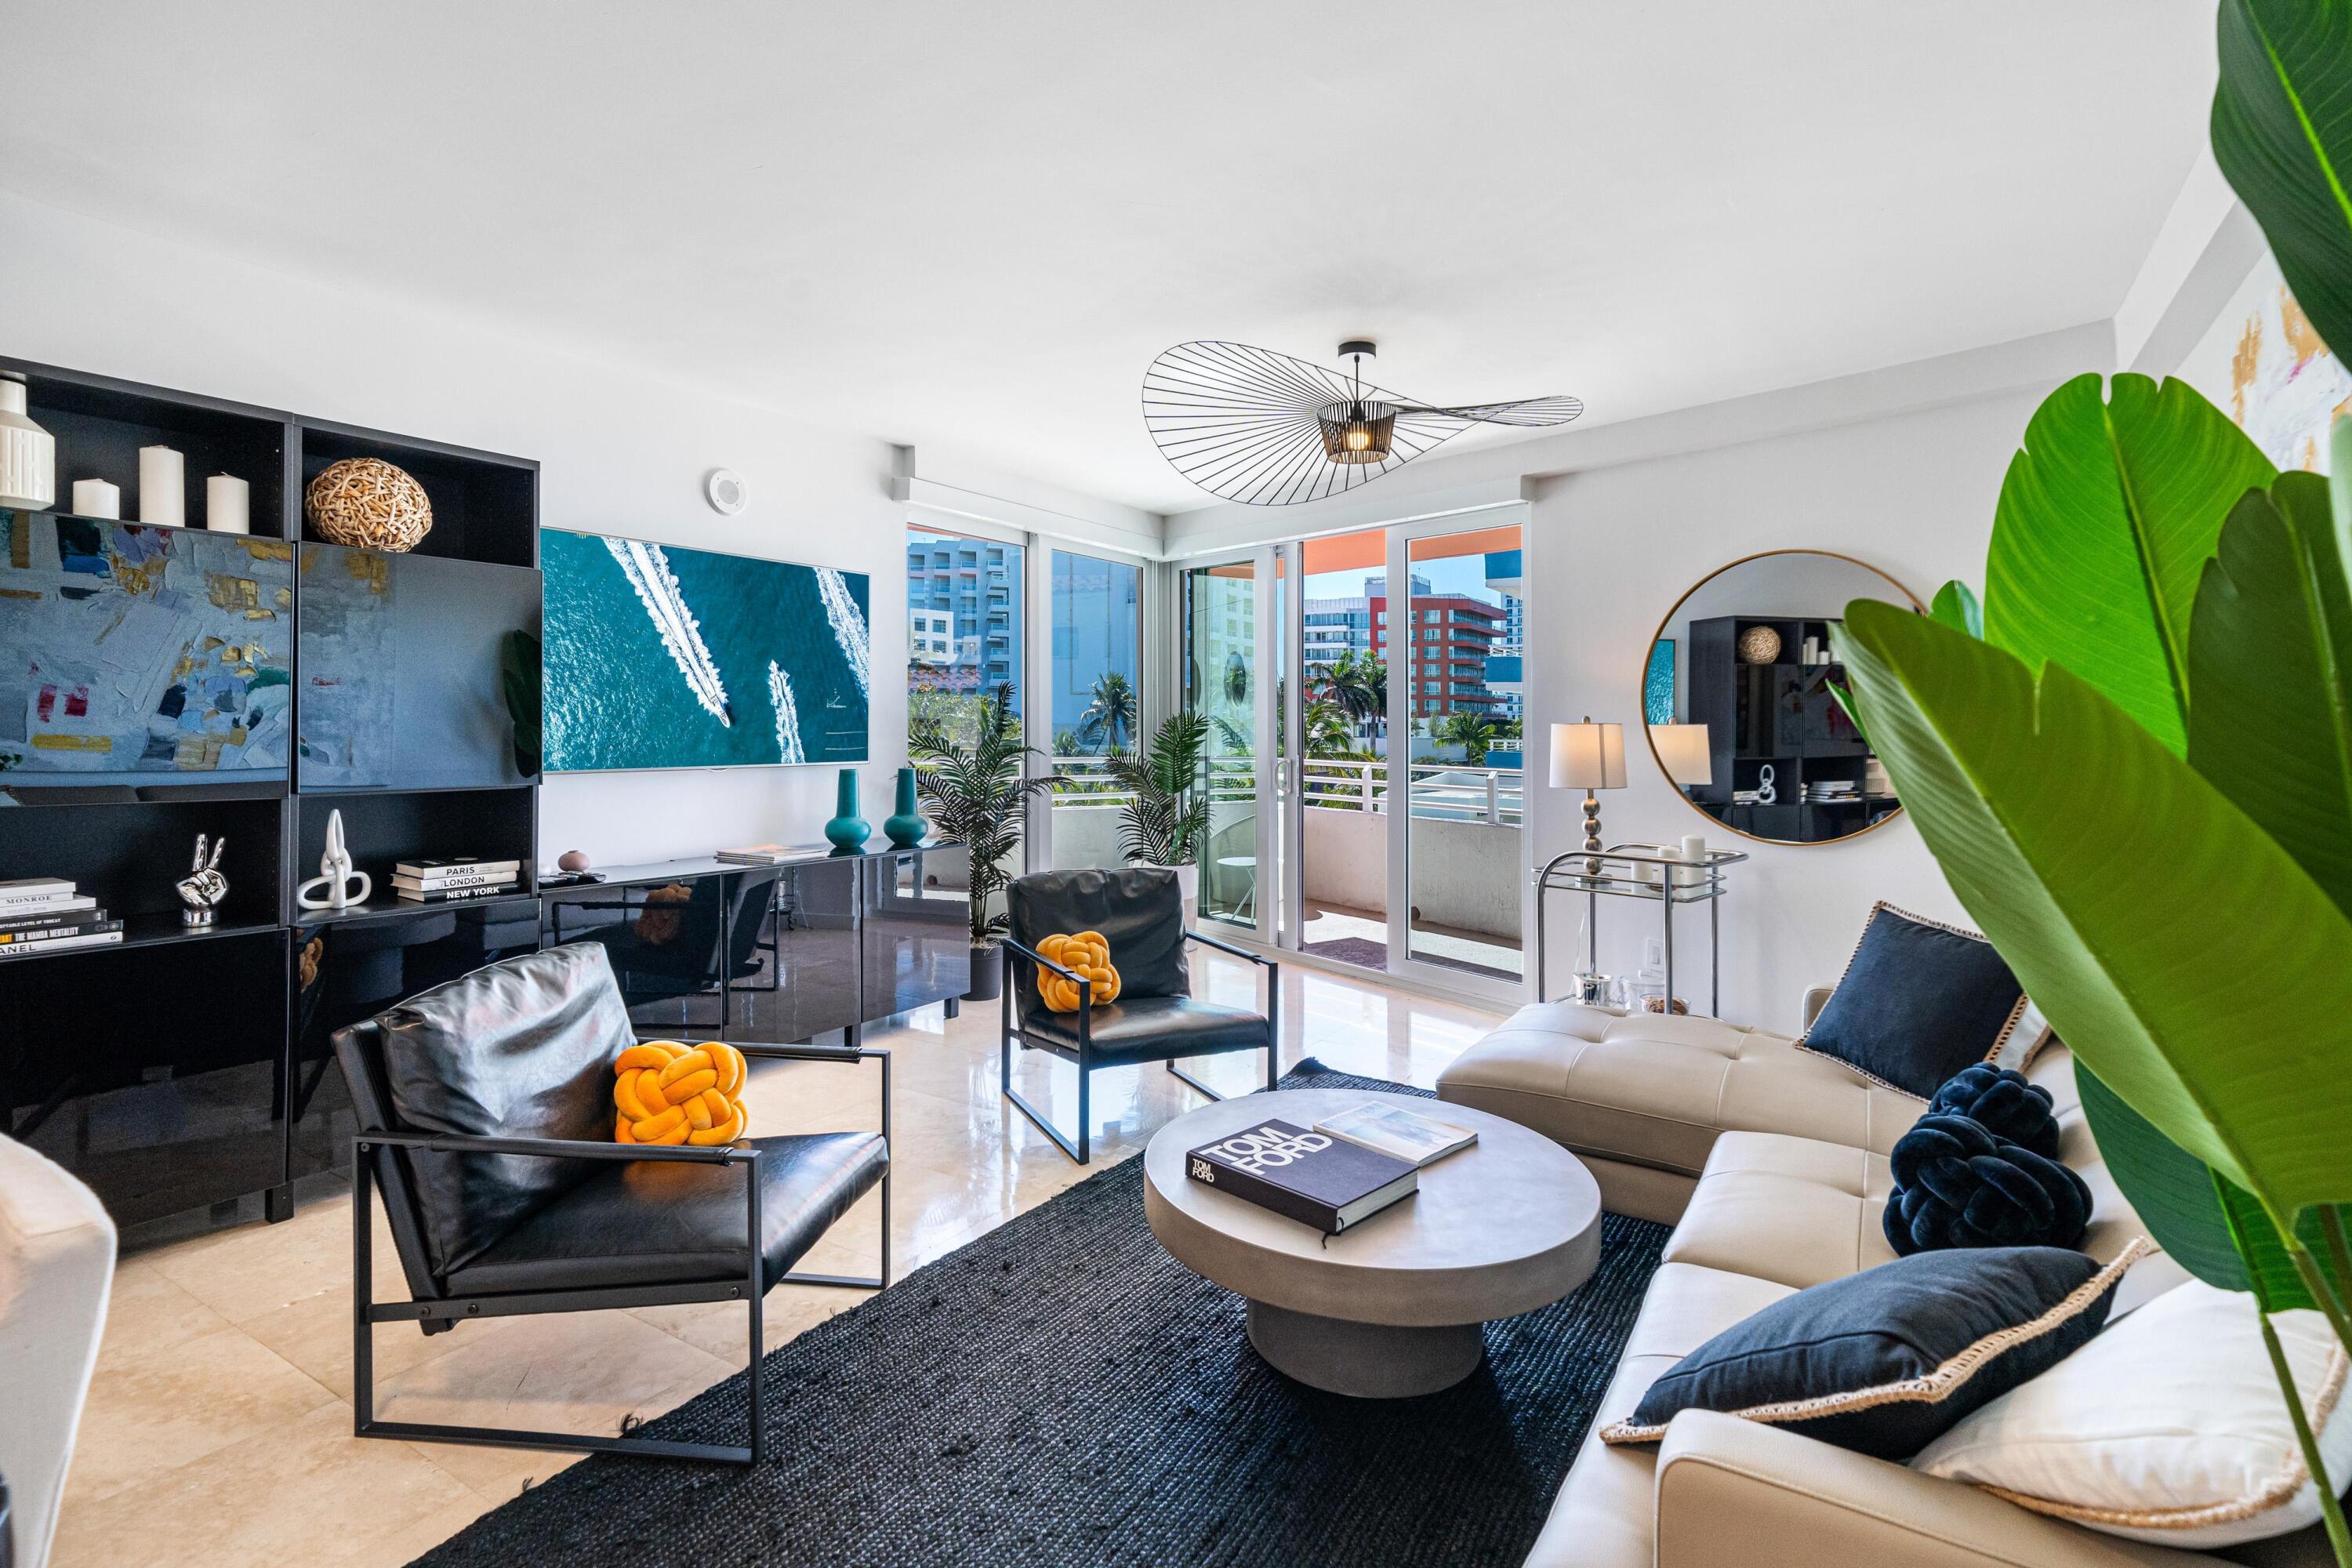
[1036,931,1119,1013]
[614,1040,750,1146]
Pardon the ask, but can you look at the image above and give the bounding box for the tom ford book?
[1185,1119,1417,1234]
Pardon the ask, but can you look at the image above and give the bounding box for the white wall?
[1528,387,2055,1029]
[0,190,928,867]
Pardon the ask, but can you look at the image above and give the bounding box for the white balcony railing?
[1046,756,1523,826]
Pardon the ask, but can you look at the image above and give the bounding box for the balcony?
[1045,753,1523,980]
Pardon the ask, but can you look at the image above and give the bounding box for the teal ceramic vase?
[825,768,870,851]
[884,766,928,848]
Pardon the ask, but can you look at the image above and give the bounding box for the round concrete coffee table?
[1142,1087,1603,1398]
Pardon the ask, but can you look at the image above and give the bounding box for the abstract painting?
[0,512,293,783]
[540,528,869,771]
[2229,256,2352,473]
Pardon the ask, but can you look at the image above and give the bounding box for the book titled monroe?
[0,877,78,909]
[1184,1119,1417,1234]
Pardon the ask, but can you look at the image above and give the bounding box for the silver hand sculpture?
[177,833,229,927]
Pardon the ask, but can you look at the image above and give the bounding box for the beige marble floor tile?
[318,1488,502,1568]
[96,1260,233,1363]
[240,1280,495,1402]
[65,1324,340,1506]
[49,1402,474,1568]
[143,1186,408,1323]
[374,1307,731,1496]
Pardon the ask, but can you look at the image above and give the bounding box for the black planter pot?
[966,942,1004,1002]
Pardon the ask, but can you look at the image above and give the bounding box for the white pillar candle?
[1678,833,1709,887]
[205,474,250,534]
[138,445,185,526]
[71,478,121,519]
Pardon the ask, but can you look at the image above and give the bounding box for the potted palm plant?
[1105,710,1213,920]
[912,684,1046,1001]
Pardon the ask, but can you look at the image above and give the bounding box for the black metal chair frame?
[1000,927,1278,1163]
[351,1040,890,1467]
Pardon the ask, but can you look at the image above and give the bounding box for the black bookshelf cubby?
[1686,614,1883,845]
[0,926,292,1232]
[292,786,538,924]
[1,356,289,536]
[0,788,290,944]
[295,419,537,568]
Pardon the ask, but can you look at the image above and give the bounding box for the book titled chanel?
[1184,1119,1417,1234]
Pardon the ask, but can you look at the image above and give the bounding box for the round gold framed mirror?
[1641,550,1922,847]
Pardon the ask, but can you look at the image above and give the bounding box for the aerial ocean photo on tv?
[0,512,294,784]
[539,527,869,771]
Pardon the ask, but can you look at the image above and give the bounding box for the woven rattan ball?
[1735,624,1782,664]
[306,458,433,551]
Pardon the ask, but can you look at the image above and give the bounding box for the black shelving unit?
[1685,615,1896,844]
[0,356,543,1236]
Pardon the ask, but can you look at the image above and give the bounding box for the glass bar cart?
[1534,843,1749,1016]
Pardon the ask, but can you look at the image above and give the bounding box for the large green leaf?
[1983,374,2277,755]
[1840,598,2352,1227]
[1929,579,1983,638]
[2213,0,2352,363]
[2188,473,2352,918]
[2078,1064,2320,1310]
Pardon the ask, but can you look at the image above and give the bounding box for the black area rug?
[411,1061,1668,1568]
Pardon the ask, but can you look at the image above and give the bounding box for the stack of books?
[394,858,523,904]
[713,844,830,866]
[1802,782,1860,804]
[0,877,125,957]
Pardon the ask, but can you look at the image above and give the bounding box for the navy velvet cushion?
[1929,1064,2061,1158]
[1599,1242,2142,1460]
[1798,902,2031,1098]
[1884,1113,2092,1256]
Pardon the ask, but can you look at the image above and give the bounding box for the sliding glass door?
[1181,552,1273,938]
[1174,515,1528,1005]
[1394,520,1526,988]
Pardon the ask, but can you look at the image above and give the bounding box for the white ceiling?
[2,2,2213,514]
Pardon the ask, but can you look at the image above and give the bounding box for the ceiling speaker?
[704,468,747,516]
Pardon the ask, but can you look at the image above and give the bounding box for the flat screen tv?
[0,513,295,786]
[296,542,542,791]
[540,528,869,771]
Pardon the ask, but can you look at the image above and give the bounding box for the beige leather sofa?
[1436,999,2329,1568]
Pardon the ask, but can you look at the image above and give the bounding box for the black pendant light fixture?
[1142,339,1582,506]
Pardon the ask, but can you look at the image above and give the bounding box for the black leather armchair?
[332,941,887,1466]
[1000,867,1278,1163]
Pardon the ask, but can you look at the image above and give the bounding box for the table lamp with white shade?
[1551,718,1626,870]
[1650,723,1713,793]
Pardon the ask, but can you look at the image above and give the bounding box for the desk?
[539,844,967,1044]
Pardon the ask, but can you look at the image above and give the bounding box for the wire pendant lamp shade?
[1142,339,1582,506]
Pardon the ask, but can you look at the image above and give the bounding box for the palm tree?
[1322,649,1386,727]
[1302,695,1352,754]
[913,684,1048,948]
[1436,710,1497,766]
[1075,670,1138,752]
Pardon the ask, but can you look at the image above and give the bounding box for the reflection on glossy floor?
[52,951,1501,1568]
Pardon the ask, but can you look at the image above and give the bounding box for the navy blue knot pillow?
[1885,1113,2092,1257]
[1928,1064,2061,1159]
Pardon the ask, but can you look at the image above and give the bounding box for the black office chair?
[332,941,889,1465]
[1000,866,1278,1163]
[564,867,782,1033]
